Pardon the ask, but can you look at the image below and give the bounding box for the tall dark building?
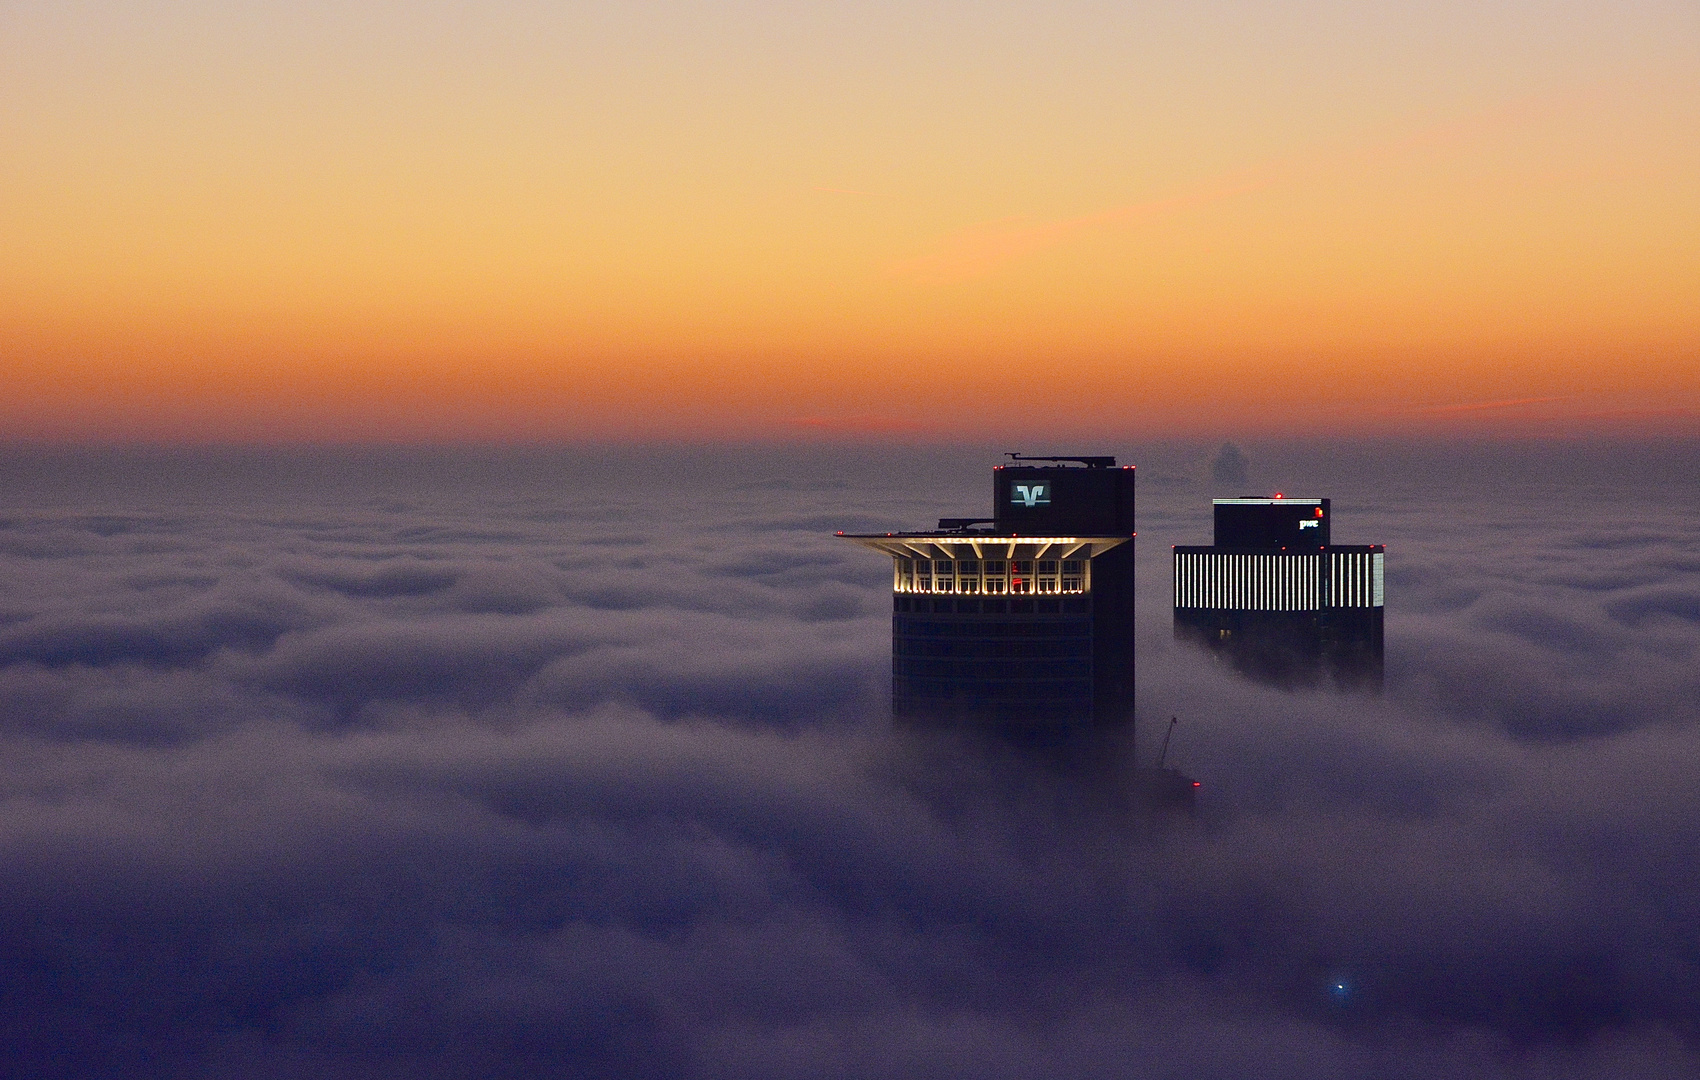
[840,456,1136,727]
[1173,497,1384,688]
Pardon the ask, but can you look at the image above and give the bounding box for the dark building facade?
[841,457,1136,726]
[1173,497,1384,688]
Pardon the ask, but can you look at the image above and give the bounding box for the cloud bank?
[0,442,1696,1078]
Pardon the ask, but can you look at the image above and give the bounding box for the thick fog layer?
[1,442,1697,1078]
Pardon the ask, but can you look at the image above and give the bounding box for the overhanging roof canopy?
[839,534,1131,561]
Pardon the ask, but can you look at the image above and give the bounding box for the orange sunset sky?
[2,1,1696,442]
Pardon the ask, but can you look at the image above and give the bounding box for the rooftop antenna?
[1005,453,1117,469]
[1158,716,1178,769]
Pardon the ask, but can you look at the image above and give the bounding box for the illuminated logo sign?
[1299,520,1319,529]
[1012,483,1051,508]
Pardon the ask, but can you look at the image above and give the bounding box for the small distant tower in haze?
[1210,443,1249,487]
[1172,496,1384,689]
[840,455,1136,727]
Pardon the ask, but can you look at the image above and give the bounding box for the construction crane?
[1158,716,1179,769]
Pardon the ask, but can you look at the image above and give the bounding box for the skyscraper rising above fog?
[841,457,1136,727]
[1173,497,1384,689]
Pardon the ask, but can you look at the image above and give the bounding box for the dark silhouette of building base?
[1173,607,1384,689]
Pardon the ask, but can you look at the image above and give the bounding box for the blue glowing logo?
[1012,483,1050,508]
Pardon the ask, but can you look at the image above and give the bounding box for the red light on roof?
[1192,781,1201,787]
[1274,492,1283,499]
[1315,507,1324,517]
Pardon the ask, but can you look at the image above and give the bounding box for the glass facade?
[891,608,1094,725]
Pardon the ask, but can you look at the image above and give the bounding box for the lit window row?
[894,557,1087,594]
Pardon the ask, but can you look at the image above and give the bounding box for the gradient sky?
[3,1,1696,441]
